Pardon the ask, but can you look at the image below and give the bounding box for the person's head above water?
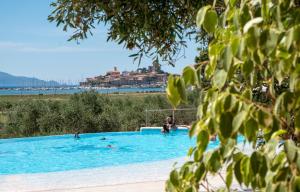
[107,144,112,148]
[100,137,106,140]
[74,132,80,138]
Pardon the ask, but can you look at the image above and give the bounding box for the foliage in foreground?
[166,0,300,191]
[48,0,300,190]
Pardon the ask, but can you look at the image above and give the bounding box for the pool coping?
[139,126,189,131]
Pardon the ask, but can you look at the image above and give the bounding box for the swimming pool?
[0,130,242,175]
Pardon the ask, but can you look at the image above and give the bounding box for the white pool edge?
[0,157,188,192]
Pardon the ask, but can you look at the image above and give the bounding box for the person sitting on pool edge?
[210,134,217,141]
[166,115,177,131]
[161,124,170,133]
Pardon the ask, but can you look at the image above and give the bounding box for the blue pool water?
[0,130,243,175]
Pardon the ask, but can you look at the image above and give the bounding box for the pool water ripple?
[0,130,242,175]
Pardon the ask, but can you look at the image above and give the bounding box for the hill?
[0,72,60,88]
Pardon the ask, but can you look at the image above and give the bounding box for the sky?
[0,0,199,84]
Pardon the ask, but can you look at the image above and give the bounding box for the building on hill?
[79,66,168,88]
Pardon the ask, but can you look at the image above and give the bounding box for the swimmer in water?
[100,137,106,140]
[74,131,80,139]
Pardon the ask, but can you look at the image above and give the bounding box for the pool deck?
[0,157,185,192]
[0,144,251,192]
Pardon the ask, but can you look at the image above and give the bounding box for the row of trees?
[0,91,198,138]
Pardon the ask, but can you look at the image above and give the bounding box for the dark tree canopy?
[48,0,221,64]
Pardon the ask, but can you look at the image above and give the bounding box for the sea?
[0,87,165,95]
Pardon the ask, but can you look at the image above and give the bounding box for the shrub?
[166,1,300,191]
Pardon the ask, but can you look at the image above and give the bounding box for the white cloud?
[0,41,117,53]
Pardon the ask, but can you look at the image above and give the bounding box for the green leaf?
[219,112,234,139]
[177,78,187,102]
[242,88,252,100]
[283,27,294,49]
[223,94,232,111]
[223,46,233,71]
[240,156,251,186]
[185,186,197,192]
[231,37,240,56]
[274,93,284,115]
[208,150,221,172]
[226,163,233,188]
[195,163,206,182]
[203,10,218,33]
[284,140,297,163]
[276,50,291,60]
[293,25,300,42]
[258,155,268,178]
[250,152,259,175]
[197,129,209,153]
[166,75,181,107]
[170,170,180,187]
[295,111,300,131]
[232,111,247,133]
[229,0,238,7]
[290,72,300,92]
[196,5,211,27]
[213,69,227,89]
[187,147,195,157]
[242,60,254,77]
[189,121,201,137]
[182,66,197,86]
[245,29,258,51]
[292,176,300,192]
[271,130,287,139]
[243,17,263,33]
[244,118,258,141]
[274,183,286,192]
[271,152,286,171]
[234,159,243,184]
[274,92,294,115]
[260,28,278,55]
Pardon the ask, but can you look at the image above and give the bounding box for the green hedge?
[0,91,198,138]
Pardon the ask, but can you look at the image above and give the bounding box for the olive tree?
[166,0,300,191]
[48,0,220,65]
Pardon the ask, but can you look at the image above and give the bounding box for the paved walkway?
[0,158,184,192]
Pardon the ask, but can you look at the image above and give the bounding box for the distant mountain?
[0,72,60,88]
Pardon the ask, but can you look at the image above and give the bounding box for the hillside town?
[79,66,168,88]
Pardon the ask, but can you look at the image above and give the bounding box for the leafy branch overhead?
[166,0,300,191]
[48,0,223,65]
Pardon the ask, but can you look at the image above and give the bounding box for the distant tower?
[114,66,117,71]
[153,60,161,72]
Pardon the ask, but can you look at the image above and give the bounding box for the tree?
[166,1,300,191]
[48,0,220,65]
[49,0,300,191]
